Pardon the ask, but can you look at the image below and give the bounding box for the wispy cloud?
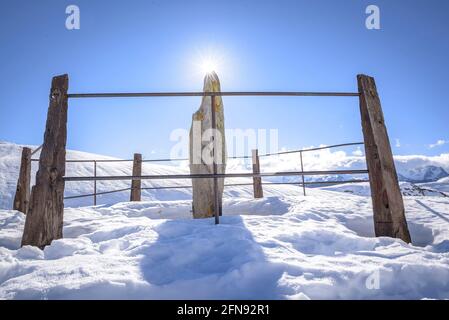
[395,138,401,148]
[352,147,363,156]
[429,139,448,148]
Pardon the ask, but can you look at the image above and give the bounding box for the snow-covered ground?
[1,141,449,299]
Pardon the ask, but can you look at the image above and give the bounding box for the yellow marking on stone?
[194,111,204,121]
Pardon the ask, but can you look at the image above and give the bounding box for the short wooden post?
[130,153,142,202]
[358,74,411,243]
[252,149,263,198]
[21,74,69,248]
[13,147,32,214]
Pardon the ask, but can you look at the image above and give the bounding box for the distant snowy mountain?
[322,181,448,198]
[274,165,448,185]
[398,165,449,183]
[395,154,449,182]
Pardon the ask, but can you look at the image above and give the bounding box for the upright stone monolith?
[189,72,226,218]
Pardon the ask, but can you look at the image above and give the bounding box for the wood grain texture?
[21,74,69,248]
[13,147,31,214]
[252,149,263,198]
[130,153,142,202]
[358,74,411,243]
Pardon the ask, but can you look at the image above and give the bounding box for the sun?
[192,49,226,77]
[200,58,218,74]
[189,47,231,80]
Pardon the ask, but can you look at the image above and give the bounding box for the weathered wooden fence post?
[252,149,263,198]
[358,74,411,243]
[130,153,142,201]
[13,147,31,214]
[21,74,69,248]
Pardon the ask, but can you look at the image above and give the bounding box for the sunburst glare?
[192,48,227,77]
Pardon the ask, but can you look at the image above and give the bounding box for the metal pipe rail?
[31,145,43,156]
[63,169,369,182]
[65,187,133,199]
[63,179,370,200]
[260,142,364,157]
[33,141,367,206]
[30,142,365,163]
[67,91,360,99]
[30,157,189,163]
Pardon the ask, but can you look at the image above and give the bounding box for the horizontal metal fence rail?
[30,157,188,163]
[65,187,132,199]
[260,142,365,157]
[63,169,368,182]
[29,140,367,202]
[67,91,360,99]
[64,179,370,200]
[31,145,43,156]
[30,142,365,163]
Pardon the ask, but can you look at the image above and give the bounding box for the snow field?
[1,141,449,299]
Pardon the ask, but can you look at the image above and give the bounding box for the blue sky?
[0,0,448,158]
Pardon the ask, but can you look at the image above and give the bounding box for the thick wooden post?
[21,74,69,248]
[358,74,411,243]
[13,147,32,214]
[130,153,142,202]
[252,149,263,198]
